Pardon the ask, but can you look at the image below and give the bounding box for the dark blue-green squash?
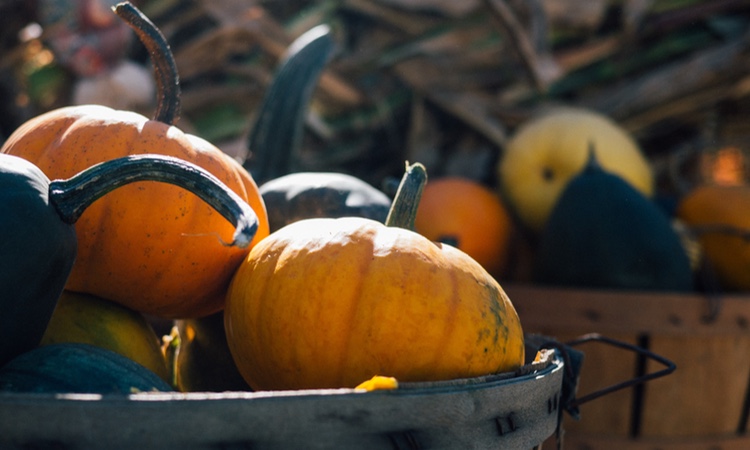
[259,172,392,232]
[533,149,693,291]
[0,343,172,394]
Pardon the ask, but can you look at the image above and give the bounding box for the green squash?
[0,343,172,394]
[260,172,392,232]
[532,149,693,291]
[0,153,258,368]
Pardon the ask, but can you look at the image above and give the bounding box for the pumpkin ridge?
[429,258,461,376]
[224,241,278,385]
[493,287,524,370]
[243,246,279,387]
[335,225,378,388]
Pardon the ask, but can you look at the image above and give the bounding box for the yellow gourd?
[498,107,653,231]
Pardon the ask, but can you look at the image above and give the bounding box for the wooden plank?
[507,284,750,441]
[640,335,750,437]
[561,433,750,450]
[504,284,750,336]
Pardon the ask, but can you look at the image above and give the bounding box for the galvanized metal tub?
[0,348,564,450]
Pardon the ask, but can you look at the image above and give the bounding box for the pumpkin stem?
[113,2,180,125]
[49,154,258,248]
[244,24,335,183]
[385,162,428,230]
[584,140,601,171]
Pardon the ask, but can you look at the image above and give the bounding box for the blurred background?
[2,0,749,194]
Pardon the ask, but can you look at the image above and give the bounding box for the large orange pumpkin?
[415,177,514,277]
[0,3,269,318]
[224,163,525,390]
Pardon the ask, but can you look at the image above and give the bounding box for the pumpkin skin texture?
[415,177,514,277]
[225,217,525,391]
[498,107,653,231]
[676,184,750,290]
[1,106,269,319]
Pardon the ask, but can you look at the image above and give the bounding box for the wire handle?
[562,333,676,409]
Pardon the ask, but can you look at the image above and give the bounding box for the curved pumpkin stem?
[245,24,335,184]
[114,2,180,125]
[49,154,258,248]
[385,162,428,231]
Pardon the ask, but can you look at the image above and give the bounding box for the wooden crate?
[505,284,750,449]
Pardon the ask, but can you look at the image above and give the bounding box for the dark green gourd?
[1,154,77,368]
[260,172,392,232]
[533,148,693,291]
[0,343,172,394]
[0,153,257,368]
[245,24,391,232]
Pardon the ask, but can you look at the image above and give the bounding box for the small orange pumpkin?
[676,183,750,290]
[415,177,514,277]
[0,3,269,318]
[225,163,525,390]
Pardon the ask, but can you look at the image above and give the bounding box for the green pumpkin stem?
[385,162,428,230]
[49,154,258,248]
[245,24,334,183]
[114,2,180,125]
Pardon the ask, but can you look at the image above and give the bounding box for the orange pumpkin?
[415,177,514,277]
[0,3,269,318]
[676,184,750,290]
[224,163,525,390]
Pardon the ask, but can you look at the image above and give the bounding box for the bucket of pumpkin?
[0,4,567,440]
[0,150,563,448]
[495,108,750,449]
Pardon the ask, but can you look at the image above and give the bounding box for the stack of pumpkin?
[0,2,527,396]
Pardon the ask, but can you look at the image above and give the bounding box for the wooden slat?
[561,433,750,450]
[504,284,750,336]
[640,335,750,437]
[506,284,750,442]
[558,332,638,437]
